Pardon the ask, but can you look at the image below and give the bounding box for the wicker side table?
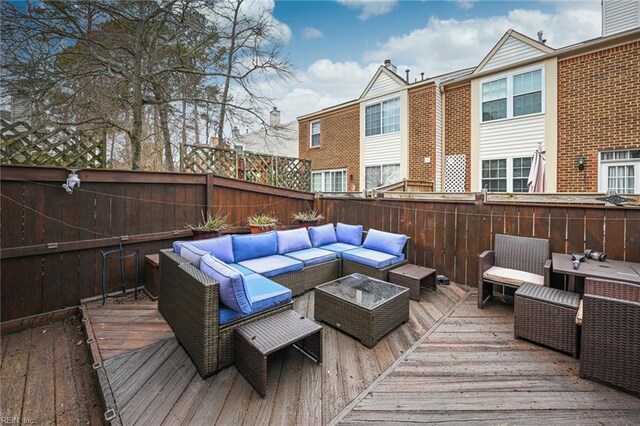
[514,283,580,357]
[389,264,436,300]
[234,310,322,397]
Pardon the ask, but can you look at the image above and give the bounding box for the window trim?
[310,120,321,148]
[480,156,532,193]
[598,149,640,193]
[364,163,401,190]
[311,169,347,192]
[364,96,401,137]
[480,65,545,124]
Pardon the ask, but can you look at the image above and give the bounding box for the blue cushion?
[244,274,292,311]
[173,236,235,264]
[218,275,292,325]
[238,255,304,278]
[232,232,278,262]
[362,229,408,256]
[227,263,254,276]
[200,254,252,314]
[308,223,338,248]
[283,248,337,266]
[342,247,405,269]
[276,228,312,254]
[179,243,207,268]
[336,222,363,246]
[319,242,360,258]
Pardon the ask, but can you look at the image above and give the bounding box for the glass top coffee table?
[314,273,409,347]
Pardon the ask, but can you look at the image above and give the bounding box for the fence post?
[179,143,184,172]
[101,128,107,168]
[272,155,276,187]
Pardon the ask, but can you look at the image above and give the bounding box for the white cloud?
[455,0,475,11]
[304,27,324,39]
[336,0,398,20]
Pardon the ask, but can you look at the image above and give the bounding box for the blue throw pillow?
[189,235,234,264]
[308,223,338,248]
[179,243,208,269]
[200,254,252,314]
[336,222,363,246]
[277,228,312,254]
[362,228,408,256]
[232,232,278,262]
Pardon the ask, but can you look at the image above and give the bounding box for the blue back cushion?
[172,236,234,264]
[362,228,408,256]
[336,222,363,246]
[276,228,312,254]
[308,223,338,247]
[200,254,252,314]
[232,232,278,262]
[179,243,207,269]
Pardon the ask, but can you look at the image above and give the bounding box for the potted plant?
[186,210,229,240]
[292,209,325,228]
[247,213,278,234]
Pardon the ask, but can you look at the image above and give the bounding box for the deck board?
[339,296,640,424]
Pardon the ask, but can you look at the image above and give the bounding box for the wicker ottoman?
[389,264,436,300]
[514,283,580,357]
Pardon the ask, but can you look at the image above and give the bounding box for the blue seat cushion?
[218,274,292,325]
[309,223,338,248]
[277,228,312,254]
[232,232,278,262]
[283,248,337,266]
[362,229,408,256]
[238,255,304,278]
[179,242,207,268]
[336,222,363,246]
[200,254,252,314]
[173,235,235,264]
[342,247,405,269]
[227,263,254,276]
[319,242,360,258]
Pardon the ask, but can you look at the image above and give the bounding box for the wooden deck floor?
[338,297,640,425]
[86,283,468,425]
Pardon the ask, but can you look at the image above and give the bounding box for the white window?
[365,97,400,136]
[310,121,320,147]
[481,156,531,192]
[481,68,543,122]
[599,149,640,194]
[311,169,346,192]
[365,164,400,189]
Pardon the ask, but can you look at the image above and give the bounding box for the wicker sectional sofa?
[159,223,408,378]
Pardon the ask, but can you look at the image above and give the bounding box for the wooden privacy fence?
[0,165,314,323]
[317,197,640,289]
[1,120,106,168]
[181,144,311,192]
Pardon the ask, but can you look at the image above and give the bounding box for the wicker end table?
[314,273,409,348]
[389,264,436,300]
[234,310,322,397]
[514,283,580,357]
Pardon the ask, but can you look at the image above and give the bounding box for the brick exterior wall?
[444,84,471,191]
[408,84,436,182]
[557,41,640,192]
[298,105,360,191]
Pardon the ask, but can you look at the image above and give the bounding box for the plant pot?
[191,229,220,240]
[297,220,318,228]
[250,224,275,234]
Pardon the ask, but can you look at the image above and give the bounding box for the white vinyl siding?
[479,114,545,159]
[311,169,346,192]
[364,133,402,166]
[603,0,640,36]
[481,36,546,72]
[366,72,403,97]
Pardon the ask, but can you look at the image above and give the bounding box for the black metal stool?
[101,243,140,305]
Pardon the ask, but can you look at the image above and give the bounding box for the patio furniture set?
[159,222,421,395]
[479,233,640,396]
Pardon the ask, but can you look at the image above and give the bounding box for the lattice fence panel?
[1,120,105,168]
[242,153,273,186]
[275,157,311,192]
[445,154,466,193]
[182,144,237,177]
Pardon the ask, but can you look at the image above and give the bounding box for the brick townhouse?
[298,0,640,194]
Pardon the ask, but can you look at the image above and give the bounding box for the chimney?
[537,30,546,45]
[420,72,424,81]
[383,59,397,74]
[405,69,410,82]
[270,106,281,126]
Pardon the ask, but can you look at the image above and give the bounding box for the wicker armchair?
[580,278,640,396]
[478,234,551,309]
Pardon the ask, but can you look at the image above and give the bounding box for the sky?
[256,0,603,124]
